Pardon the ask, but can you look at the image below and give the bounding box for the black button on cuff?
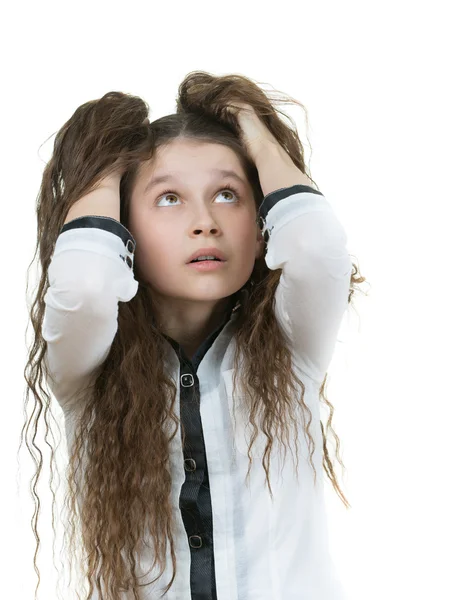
[258,215,272,244]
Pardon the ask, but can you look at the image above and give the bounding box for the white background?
[2,0,467,598]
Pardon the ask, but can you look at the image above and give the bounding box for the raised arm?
[42,178,139,412]
[256,144,352,383]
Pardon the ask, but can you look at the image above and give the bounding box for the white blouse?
[43,183,352,599]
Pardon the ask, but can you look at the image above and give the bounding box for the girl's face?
[128,139,264,310]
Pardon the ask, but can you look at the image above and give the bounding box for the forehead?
[137,140,245,183]
[157,139,241,166]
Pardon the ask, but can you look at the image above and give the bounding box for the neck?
[156,292,239,357]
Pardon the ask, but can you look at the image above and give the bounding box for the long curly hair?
[21,71,367,600]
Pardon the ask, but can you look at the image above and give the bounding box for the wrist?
[97,172,122,191]
[253,143,312,197]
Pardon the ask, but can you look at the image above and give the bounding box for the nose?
[190,205,221,236]
[193,223,220,235]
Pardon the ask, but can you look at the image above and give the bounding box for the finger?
[225,102,253,115]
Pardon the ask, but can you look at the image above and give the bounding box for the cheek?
[132,220,177,281]
[232,223,259,275]
[235,218,258,251]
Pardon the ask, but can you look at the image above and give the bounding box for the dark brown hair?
[22,71,367,600]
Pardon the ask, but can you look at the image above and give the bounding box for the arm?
[43,181,138,412]
[63,174,122,224]
[256,144,352,383]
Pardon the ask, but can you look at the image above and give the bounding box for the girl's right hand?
[97,117,151,188]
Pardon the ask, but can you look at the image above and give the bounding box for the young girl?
[24,71,364,600]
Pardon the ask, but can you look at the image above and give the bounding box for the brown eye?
[216,190,238,202]
[155,185,241,207]
[155,191,180,206]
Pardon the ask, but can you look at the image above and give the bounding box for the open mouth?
[187,259,227,270]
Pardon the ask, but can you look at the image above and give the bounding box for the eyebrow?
[143,168,248,195]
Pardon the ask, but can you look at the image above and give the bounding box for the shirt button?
[126,239,135,254]
[180,373,194,387]
[189,535,203,548]
[125,256,133,269]
[184,458,197,471]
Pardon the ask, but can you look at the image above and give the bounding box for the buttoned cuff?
[60,215,136,270]
[258,184,324,244]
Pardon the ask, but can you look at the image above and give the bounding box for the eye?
[155,184,241,206]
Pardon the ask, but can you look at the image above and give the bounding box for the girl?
[23,71,365,600]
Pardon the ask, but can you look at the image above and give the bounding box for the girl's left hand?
[224,102,280,164]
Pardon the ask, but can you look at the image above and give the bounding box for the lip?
[186,247,227,263]
[187,260,227,272]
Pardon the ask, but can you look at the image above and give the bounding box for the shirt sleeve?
[258,185,352,383]
[42,216,139,412]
